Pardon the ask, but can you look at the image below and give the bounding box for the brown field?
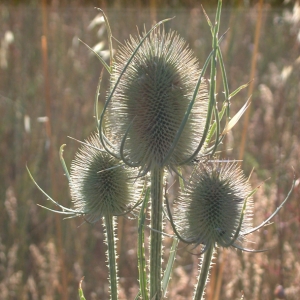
[0,1,299,299]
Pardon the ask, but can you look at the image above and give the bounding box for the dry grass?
[0,1,299,299]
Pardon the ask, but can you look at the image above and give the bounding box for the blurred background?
[0,0,299,299]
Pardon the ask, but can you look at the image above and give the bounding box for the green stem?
[150,167,164,300]
[162,238,179,297]
[194,244,215,300]
[104,214,118,300]
[137,188,150,300]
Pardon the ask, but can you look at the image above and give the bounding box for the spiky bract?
[175,161,253,248]
[69,133,137,223]
[106,28,208,172]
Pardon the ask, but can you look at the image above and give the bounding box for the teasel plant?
[93,0,252,299]
[28,0,295,299]
[27,133,144,300]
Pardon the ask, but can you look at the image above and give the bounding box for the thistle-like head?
[173,161,253,250]
[104,28,208,172]
[69,133,140,223]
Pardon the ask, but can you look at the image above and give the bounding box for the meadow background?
[0,0,299,299]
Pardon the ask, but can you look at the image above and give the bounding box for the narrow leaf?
[221,97,251,136]
[229,80,252,100]
[201,5,213,32]
[78,277,86,300]
[95,8,114,69]
[206,102,227,145]
[59,144,70,182]
[162,238,179,297]
[94,70,104,130]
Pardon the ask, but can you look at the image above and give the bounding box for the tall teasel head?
[69,133,141,223]
[171,161,254,251]
[103,28,209,172]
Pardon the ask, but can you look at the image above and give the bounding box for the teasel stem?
[150,167,164,300]
[104,214,118,300]
[137,187,150,300]
[194,244,215,300]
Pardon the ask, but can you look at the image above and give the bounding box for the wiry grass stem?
[104,214,118,300]
[150,167,164,300]
[194,244,215,300]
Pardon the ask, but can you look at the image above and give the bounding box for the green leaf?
[161,238,179,297]
[205,102,227,145]
[229,81,251,100]
[59,144,70,182]
[94,71,103,130]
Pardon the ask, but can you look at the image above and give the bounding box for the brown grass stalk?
[41,1,68,298]
[238,0,264,163]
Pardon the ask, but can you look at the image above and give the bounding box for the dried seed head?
[174,161,253,248]
[69,133,139,222]
[106,28,208,171]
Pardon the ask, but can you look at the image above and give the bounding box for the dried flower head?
[27,133,142,223]
[166,160,295,254]
[69,133,140,223]
[103,28,208,172]
[173,161,254,250]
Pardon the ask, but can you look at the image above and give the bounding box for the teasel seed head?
[69,133,139,223]
[105,28,208,172]
[174,161,253,249]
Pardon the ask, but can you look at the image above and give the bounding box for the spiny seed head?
[106,28,208,171]
[174,161,253,248]
[69,133,139,223]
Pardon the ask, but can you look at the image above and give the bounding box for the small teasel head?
[104,27,208,172]
[69,133,140,223]
[173,161,253,250]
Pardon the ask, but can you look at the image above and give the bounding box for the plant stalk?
[137,188,150,300]
[104,214,118,300]
[150,167,164,300]
[194,244,215,300]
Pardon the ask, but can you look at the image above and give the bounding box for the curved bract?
[104,28,208,172]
